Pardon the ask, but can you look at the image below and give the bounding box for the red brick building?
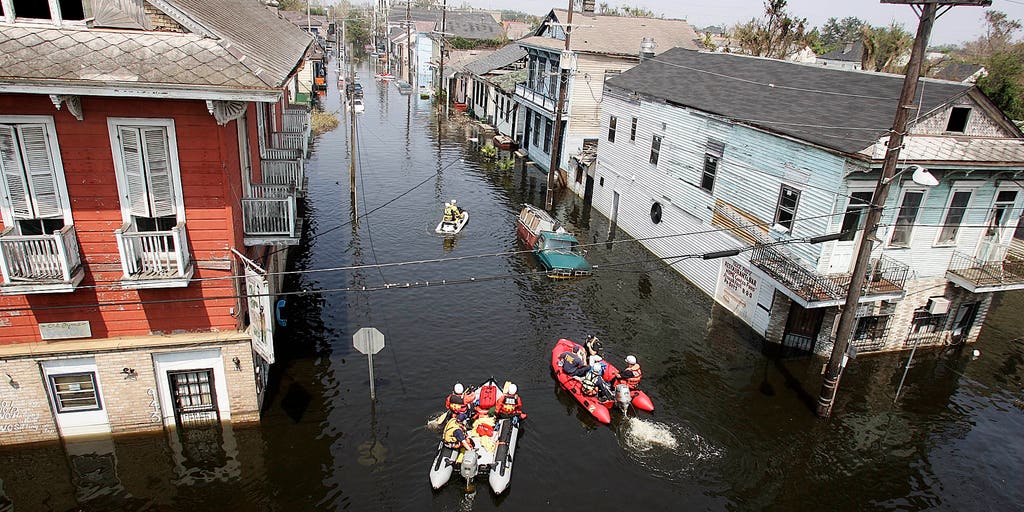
[0,0,312,444]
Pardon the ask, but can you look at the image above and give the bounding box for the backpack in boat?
[478,384,498,410]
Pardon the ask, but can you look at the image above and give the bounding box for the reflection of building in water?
[0,0,312,447]
[168,423,242,485]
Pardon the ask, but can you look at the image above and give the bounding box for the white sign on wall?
[39,321,91,340]
[714,258,760,324]
[245,266,275,364]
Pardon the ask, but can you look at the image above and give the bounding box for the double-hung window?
[839,191,873,241]
[701,139,724,193]
[630,117,637,142]
[109,120,183,231]
[935,189,972,246]
[608,116,617,143]
[650,134,662,166]
[0,118,71,235]
[889,189,925,247]
[774,185,801,232]
[543,120,553,153]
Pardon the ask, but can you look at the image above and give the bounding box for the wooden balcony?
[514,83,567,115]
[750,243,908,308]
[0,225,85,294]
[945,248,1024,293]
[283,108,310,134]
[243,184,301,246]
[261,158,305,194]
[114,222,193,289]
[271,131,308,156]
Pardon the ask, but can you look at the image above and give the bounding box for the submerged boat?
[429,379,521,494]
[516,204,591,278]
[435,210,469,235]
[549,338,653,424]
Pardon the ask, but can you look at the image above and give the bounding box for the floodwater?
[1,56,1022,511]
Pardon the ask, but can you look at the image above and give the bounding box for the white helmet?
[592,364,603,374]
[625,355,637,365]
[507,383,517,394]
[450,199,457,205]
[453,383,464,394]
[445,201,451,207]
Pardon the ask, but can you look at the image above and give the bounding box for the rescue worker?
[580,364,613,400]
[450,199,465,220]
[445,383,470,415]
[442,201,455,223]
[496,383,526,423]
[558,348,590,378]
[585,335,603,359]
[442,412,475,451]
[616,355,643,389]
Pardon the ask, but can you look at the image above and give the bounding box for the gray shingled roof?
[523,9,699,56]
[464,44,526,76]
[442,11,504,40]
[606,48,973,155]
[819,40,864,62]
[0,0,310,95]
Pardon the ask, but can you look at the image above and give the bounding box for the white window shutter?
[0,125,32,219]
[119,126,150,217]
[18,124,62,219]
[142,127,175,217]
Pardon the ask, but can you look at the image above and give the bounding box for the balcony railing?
[514,83,567,114]
[283,108,310,134]
[0,225,84,293]
[243,184,300,245]
[945,249,1024,293]
[271,131,308,155]
[750,243,909,306]
[115,222,192,287]
[261,158,305,192]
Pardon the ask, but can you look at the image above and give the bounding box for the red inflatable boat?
[550,338,654,424]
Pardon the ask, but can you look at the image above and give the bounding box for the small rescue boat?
[550,338,653,424]
[429,379,522,494]
[435,210,469,235]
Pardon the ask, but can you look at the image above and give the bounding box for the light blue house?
[590,48,1024,354]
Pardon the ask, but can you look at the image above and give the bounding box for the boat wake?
[619,417,722,476]
[623,417,678,451]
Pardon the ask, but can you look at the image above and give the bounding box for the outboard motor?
[460,448,479,483]
[614,384,632,413]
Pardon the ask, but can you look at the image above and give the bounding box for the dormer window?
[945,107,971,133]
[1,0,87,24]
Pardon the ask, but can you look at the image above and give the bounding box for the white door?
[153,349,231,428]
[828,191,873,273]
[42,358,111,437]
[977,190,1018,262]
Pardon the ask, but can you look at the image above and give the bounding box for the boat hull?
[436,211,469,235]
[550,338,653,423]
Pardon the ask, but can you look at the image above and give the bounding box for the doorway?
[168,369,220,428]
[782,303,824,351]
[583,175,594,205]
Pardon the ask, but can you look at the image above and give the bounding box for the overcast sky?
[467,0,1024,46]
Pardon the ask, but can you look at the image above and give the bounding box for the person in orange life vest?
[558,348,589,378]
[496,383,526,424]
[445,383,471,415]
[580,364,613,400]
[442,412,475,451]
[615,355,643,389]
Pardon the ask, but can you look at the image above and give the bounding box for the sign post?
[353,327,385,400]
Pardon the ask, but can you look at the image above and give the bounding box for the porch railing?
[271,131,308,154]
[946,249,1024,289]
[115,222,190,279]
[514,83,567,114]
[261,158,305,190]
[243,184,298,238]
[0,225,82,284]
[283,109,309,134]
[750,243,909,303]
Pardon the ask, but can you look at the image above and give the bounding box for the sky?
[468,0,1024,46]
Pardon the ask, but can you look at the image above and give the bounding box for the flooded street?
[1,57,1022,511]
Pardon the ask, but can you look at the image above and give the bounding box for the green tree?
[734,0,808,59]
[860,22,912,73]
[977,48,1024,119]
[816,16,867,54]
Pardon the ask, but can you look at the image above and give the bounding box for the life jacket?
[475,385,498,416]
[622,363,642,388]
[446,393,469,413]
[580,371,600,396]
[442,418,465,448]
[496,393,522,416]
[443,206,456,222]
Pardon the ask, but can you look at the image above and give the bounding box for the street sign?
[353,327,385,355]
[353,327,385,400]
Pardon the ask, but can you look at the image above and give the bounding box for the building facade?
[589,48,1024,356]
[0,0,311,445]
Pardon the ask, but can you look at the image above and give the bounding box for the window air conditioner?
[927,297,950,315]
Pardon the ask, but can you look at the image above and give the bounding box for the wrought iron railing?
[243,184,298,238]
[946,249,1024,289]
[750,243,909,303]
[115,222,190,279]
[0,225,82,284]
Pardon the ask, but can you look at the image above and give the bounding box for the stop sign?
[353,327,385,355]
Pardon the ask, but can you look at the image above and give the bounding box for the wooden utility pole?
[815,0,991,419]
[406,0,413,83]
[545,0,574,210]
[437,0,447,114]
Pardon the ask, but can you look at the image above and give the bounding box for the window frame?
[773,185,801,232]
[0,115,73,230]
[106,117,185,226]
[887,188,927,248]
[945,106,971,133]
[629,117,637,142]
[607,115,617,143]
[649,134,662,166]
[1,0,90,26]
[701,154,719,193]
[543,119,553,154]
[48,371,102,413]
[934,188,974,247]
[839,190,874,241]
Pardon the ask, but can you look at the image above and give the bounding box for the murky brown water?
[0,56,1021,512]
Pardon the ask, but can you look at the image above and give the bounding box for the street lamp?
[881,164,939,187]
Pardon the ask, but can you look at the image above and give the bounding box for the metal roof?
[463,44,526,76]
